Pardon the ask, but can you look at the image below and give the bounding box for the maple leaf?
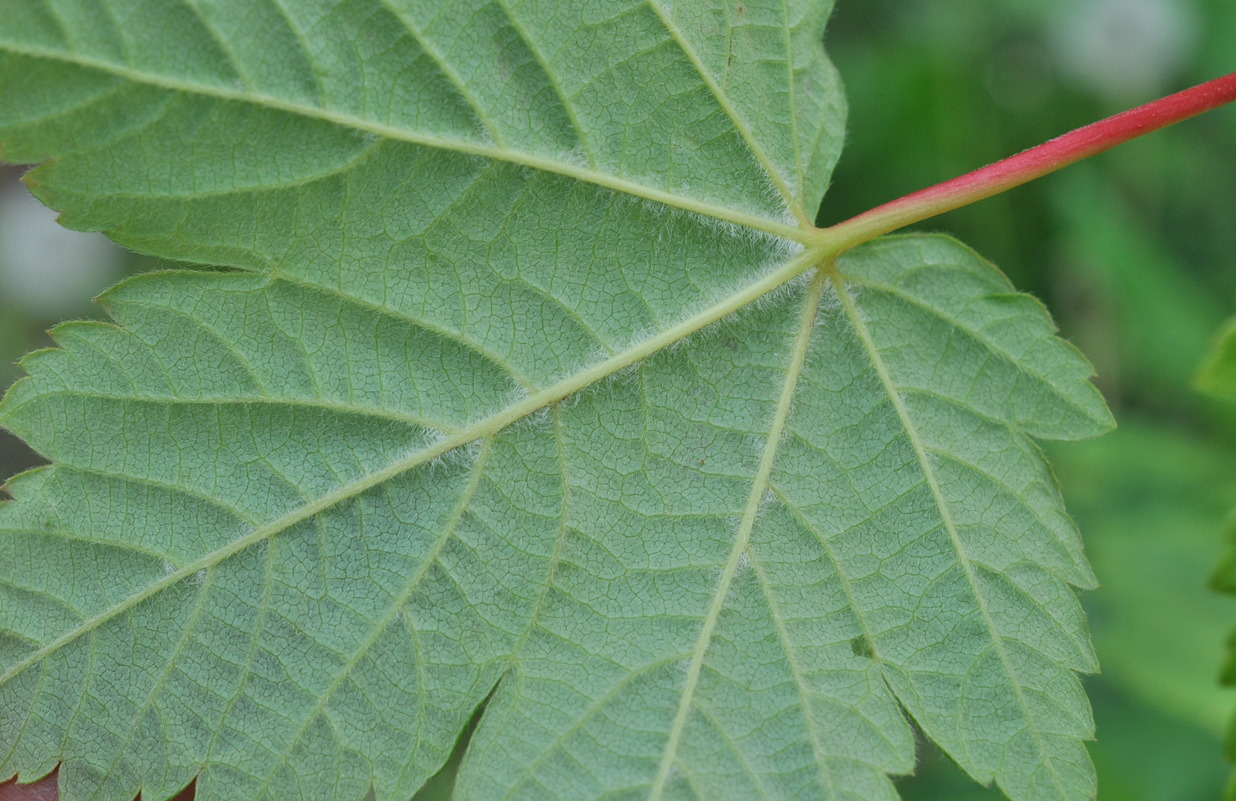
[0,2,1118,800]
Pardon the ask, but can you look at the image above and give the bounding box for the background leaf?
[1195,321,1236,799]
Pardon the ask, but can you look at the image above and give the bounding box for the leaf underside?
[0,2,1113,801]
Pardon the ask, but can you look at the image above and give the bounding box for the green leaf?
[1196,318,1236,799]
[0,3,1112,800]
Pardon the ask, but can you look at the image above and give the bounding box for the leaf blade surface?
[0,4,1110,801]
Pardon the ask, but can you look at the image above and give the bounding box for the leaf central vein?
[0,249,819,693]
[0,40,809,242]
[647,266,828,801]
[833,276,1072,796]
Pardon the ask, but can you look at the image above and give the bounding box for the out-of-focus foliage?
[816,1,1236,799]
[0,0,1232,798]
[1196,322,1236,799]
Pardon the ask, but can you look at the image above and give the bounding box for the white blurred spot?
[0,180,124,318]
[1049,0,1198,101]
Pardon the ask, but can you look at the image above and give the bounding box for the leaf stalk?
[806,70,1236,254]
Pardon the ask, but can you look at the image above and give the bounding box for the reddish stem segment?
[821,71,1236,247]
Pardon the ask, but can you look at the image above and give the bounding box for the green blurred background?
[1,1,1234,798]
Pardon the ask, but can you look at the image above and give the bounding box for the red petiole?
[815,70,1236,251]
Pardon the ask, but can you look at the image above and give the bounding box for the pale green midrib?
[779,0,804,204]
[645,0,807,227]
[647,266,829,801]
[0,40,808,243]
[252,438,494,800]
[0,248,819,691]
[832,277,1073,795]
